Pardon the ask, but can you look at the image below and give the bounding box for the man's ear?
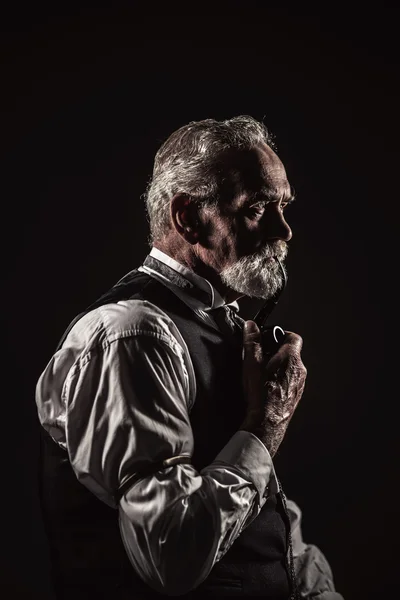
[170,194,201,244]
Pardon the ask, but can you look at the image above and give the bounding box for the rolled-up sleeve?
[287,499,345,599]
[63,325,276,596]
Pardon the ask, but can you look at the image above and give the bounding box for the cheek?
[209,215,246,262]
[211,219,235,250]
[234,220,260,257]
[215,231,234,259]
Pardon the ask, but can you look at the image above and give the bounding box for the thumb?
[243,320,263,364]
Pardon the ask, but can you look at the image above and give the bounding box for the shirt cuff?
[212,430,278,502]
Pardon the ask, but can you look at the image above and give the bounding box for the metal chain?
[221,307,300,599]
[278,477,300,600]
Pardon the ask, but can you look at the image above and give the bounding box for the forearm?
[119,432,276,596]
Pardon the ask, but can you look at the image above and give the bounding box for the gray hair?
[143,115,276,245]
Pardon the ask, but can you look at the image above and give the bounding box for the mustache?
[219,240,288,300]
[254,240,288,261]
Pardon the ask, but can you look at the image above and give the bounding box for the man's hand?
[240,320,307,457]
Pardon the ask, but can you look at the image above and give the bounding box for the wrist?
[239,419,286,458]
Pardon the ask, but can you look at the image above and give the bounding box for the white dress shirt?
[36,247,278,595]
[36,247,341,599]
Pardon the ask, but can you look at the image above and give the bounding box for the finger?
[243,320,263,364]
[279,331,304,353]
[242,321,263,404]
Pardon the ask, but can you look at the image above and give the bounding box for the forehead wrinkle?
[217,144,292,210]
[247,185,294,204]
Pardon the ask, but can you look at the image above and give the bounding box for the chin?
[220,249,286,301]
[228,279,278,300]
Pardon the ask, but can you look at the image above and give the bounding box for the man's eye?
[247,204,265,217]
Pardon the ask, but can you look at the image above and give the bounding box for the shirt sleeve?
[287,499,345,599]
[63,324,276,596]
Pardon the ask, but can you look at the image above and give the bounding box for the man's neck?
[153,240,242,304]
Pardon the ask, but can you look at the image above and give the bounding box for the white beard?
[219,241,288,300]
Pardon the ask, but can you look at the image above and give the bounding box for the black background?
[2,5,399,599]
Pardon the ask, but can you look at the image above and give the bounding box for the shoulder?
[64,299,188,358]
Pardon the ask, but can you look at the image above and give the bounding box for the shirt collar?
[142,247,239,312]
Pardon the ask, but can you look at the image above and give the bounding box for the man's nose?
[264,204,292,242]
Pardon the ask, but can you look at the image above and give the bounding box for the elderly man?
[36,116,344,599]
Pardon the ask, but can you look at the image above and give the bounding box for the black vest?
[38,266,291,598]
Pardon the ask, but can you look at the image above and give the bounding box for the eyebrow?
[246,186,296,205]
